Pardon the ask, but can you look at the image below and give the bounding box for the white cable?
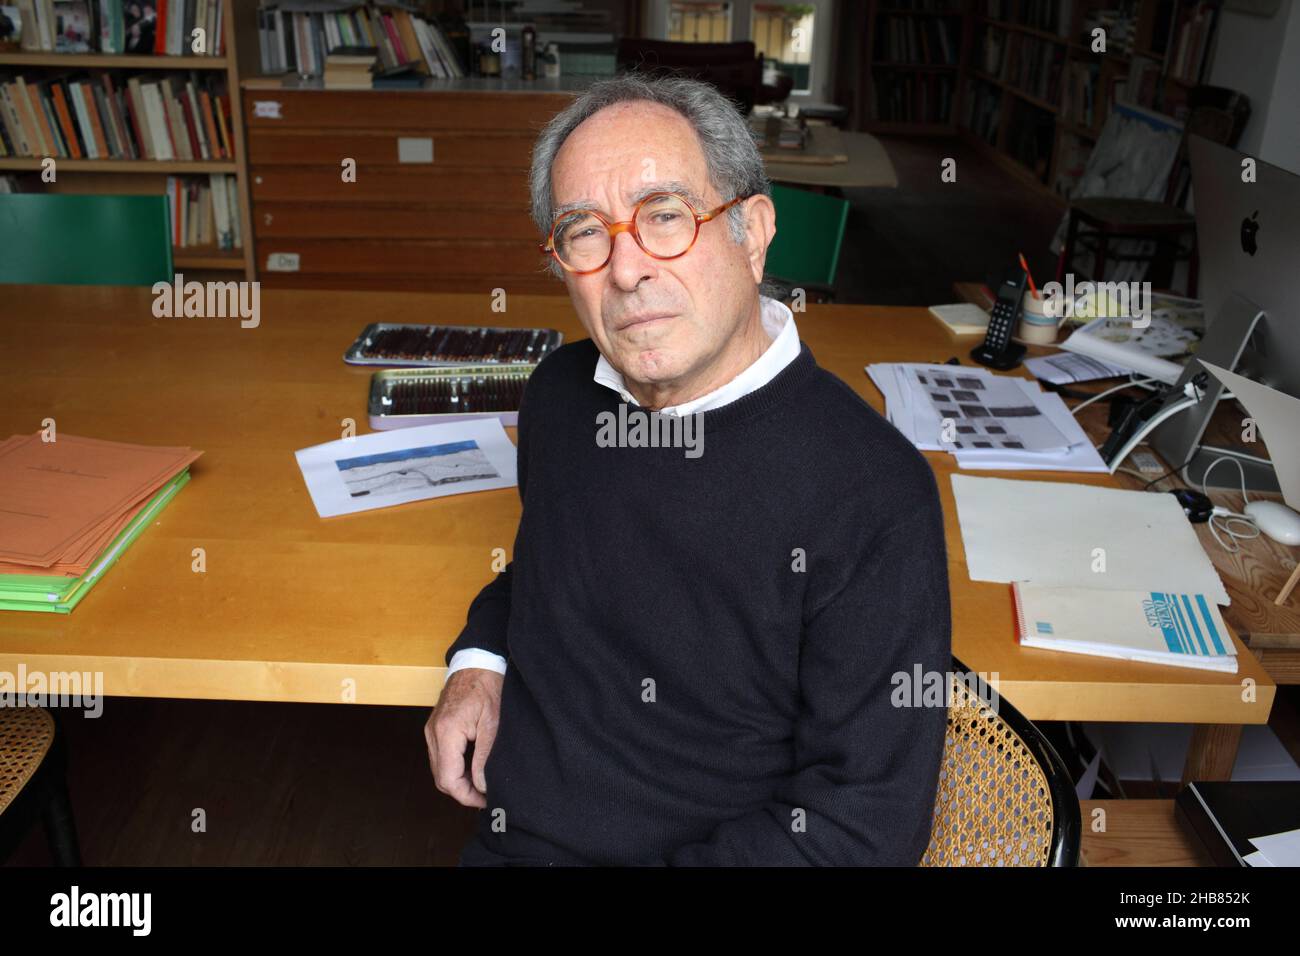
[1200,455,1252,507]
[1071,376,1160,416]
[1196,456,1261,553]
[1208,511,1261,553]
[1104,395,1199,474]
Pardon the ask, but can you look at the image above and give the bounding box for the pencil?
[1018,252,1041,300]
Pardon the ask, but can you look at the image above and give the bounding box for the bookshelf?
[958,0,1221,203]
[863,1,972,135]
[0,0,258,279]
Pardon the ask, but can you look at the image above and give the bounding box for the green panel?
[765,183,849,287]
[0,193,173,286]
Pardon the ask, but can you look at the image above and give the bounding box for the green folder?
[0,470,191,614]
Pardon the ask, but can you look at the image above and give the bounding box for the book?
[52,0,90,51]
[1011,582,1236,672]
[123,0,157,53]
[0,4,23,45]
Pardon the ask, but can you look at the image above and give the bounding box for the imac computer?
[1150,136,1300,495]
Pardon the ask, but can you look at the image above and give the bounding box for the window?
[668,2,733,43]
[652,0,833,102]
[750,3,815,95]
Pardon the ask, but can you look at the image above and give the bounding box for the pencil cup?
[1017,290,1064,345]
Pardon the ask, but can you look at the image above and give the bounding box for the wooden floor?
[835,135,1065,306]
[7,698,478,866]
[5,692,1278,866]
[1080,800,1211,866]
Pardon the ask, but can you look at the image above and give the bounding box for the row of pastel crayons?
[362,326,547,363]
[386,374,529,415]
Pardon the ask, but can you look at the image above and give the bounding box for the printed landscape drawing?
[336,439,499,499]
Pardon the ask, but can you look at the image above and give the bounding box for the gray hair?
[529,74,771,276]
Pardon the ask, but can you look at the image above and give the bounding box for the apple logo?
[1241,210,1260,256]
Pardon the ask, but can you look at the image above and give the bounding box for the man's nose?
[607,228,655,292]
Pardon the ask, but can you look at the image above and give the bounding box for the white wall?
[1208,0,1300,173]
[1258,0,1300,173]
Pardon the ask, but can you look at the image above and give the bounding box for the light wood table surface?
[0,286,1274,743]
[764,130,899,189]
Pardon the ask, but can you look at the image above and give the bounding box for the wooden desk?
[764,130,899,189]
[0,287,1275,744]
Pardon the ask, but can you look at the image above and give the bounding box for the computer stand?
[1150,292,1281,494]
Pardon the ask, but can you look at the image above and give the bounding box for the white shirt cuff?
[447,648,508,680]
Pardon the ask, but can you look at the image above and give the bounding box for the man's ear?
[740,194,776,285]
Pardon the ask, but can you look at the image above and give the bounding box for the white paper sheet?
[1200,361,1300,510]
[295,419,518,518]
[950,474,1231,605]
[1247,827,1300,867]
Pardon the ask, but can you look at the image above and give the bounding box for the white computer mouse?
[1244,500,1300,546]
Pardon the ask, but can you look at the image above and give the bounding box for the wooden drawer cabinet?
[242,86,572,294]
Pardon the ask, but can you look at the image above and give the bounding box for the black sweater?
[446,338,951,865]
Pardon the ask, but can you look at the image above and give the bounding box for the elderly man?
[424,74,951,866]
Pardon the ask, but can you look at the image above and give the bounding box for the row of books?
[871,72,955,125]
[992,0,1075,36]
[1001,34,1065,106]
[965,81,1001,144]
[1164,0,1216,83]
[1060,60,1103,129]
[872,13,960,65]
[875,0,962,10]
[1079,5,1137,55]
[166,173,241,249]
[0,72,235,161]
[258,4,464,79]
[6,0,225,56]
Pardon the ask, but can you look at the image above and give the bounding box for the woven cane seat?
[0,707,56,815]
[920,674,1054,867]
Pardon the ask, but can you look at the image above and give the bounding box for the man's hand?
[426,667,505,808]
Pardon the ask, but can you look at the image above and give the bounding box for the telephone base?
[969,342,1026,370]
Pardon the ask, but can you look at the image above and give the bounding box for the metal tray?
[344,322,563,367]
[368,365,536,429]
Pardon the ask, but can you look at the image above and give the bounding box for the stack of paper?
[866,362,1107,472]
[0,434,201,613]
[928,303,990,336]
[1024,352,1131,385]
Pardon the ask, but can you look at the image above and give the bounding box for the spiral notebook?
[1011,582,1237,672]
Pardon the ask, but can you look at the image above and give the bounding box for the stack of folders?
[865,362,1107,472]
[1012,583,1237,672]
[0,434,201,614]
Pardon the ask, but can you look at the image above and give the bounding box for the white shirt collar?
[592,296,801,416]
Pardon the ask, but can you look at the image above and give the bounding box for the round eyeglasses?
[540,192,749,275]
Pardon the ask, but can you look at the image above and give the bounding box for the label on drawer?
[253,100,283,120]
[397,137,434,164]
[265,252,300,272]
